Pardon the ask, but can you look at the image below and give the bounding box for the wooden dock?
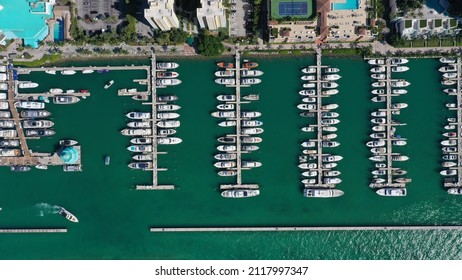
[150,225,462,232]
[0,228,67,233]
[16,65,150,73]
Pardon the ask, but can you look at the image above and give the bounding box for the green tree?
[198,34,224,56]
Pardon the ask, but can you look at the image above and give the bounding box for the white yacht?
[218,121,236,127]
[303,83,316,88]
[158,137,182,145]
[157,104,181,111]
[371,111,386,117]
[242,161,262,168]
[322,74,341,81]
[371,66,386,73]
[322,89,339,96]
[366,140,386,147]
[301,75,316,81]
[241,70,263,77]
[242,78,261,85]
[241,111,261,118]
[392,89,407,94]
[211,111,236,118]
[304,188,344,198]
[127,121,151,128]
[126,112,151,119]
[392,66,409,72]
[392,140,407,146]
[372,96,386,102]
[157,62,179,69]
[61,70,76,75]
[242,120,263,127]
[297,104,316,110]
[14,101,44,109]
[299,89,316,96]
[301,67,316,74]
[372,81,386,87]
[371,74,385,80]
[302,171,318,177]
[49,88,63,94]
[324,67,339,73]
[391,103,408,109]
[120,129,151,136]
[448,188,462,195]
[215,78,235,85]
[217,145,236,152]
[156,79,181,86]
[302,97,316,103]
[221,189,260,198]
[439,65,456,72]
[442,79,457,86]
[443,88,458,94]
[156,120,180,128]
[321,103,339,110]
[376,188,407,196]
[45,70,56,74]
[217,95,236,102]
[388,58,408,64]
[443,73,457,79]
[217,104,234,110]
[157,112,180,119]
[241,127,264,135]
[322,155,343,162]
[321,119,340,125]
[368,59,385,65]
[18,81,39,89]
[321,82,338,89]
[82,69,94,74]
[440,169,457,176]
[215,70,234,77]
[391,80,410,87]
[440,57,456,64]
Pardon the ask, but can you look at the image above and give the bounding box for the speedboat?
[217,145,236,152]
[14,101,44,109]
[45,70,56,75]
[443,154,457,160]
[371,66,386,73]
[371,111,386,117]
[392,140,407,146]
[392,155,409,161]
[371,147,386,153]
[217,136,236,144]
[443,88,458,94]
[371,74,385,79]
[211,111,235,118]
[303,188,344,198]
[157,62,179,69]
[442,80,456,86]
[392,89,407,94]
[242,136,262,143]
[25,129,55,137]
[443,132,457,137]
[376,188,407,196]
[321,112,339,118]
[241,70,263,77]
[324,67,340,73]
[242,61,258,68]
[218,170,237,177]
[157,112,180,119]
[214,161,236,168]
[448,188,462,195]
[242,161,262,168]
[370,132,386,138]
[371,118,386,124]
[367,140,386,147]
[127,145,152,152]
[301,75,316,81]
[22,120,54,128]
[58,207,79,222]
[321,104,339,110]
[321,119,340,125]
[440,57,456,64]
[321,82,338,89]
[372,96,386,102]
[299,89,316,96]
[214,153,237,160]
[120,129,152,136]
[53,96,80,104]
[242,145,259,151]
[241,111,261,118]
[441,140,457,146]
[370,155,386,161]
[302,97,316,103]
[242,120,263,127]
[157,104,181,111]
[18,82,39,89]
[215,78,235,85]
[302,67,316,74]
[372,82,386,87]
[126,112,151,119]
[217,62,234,68]
[303,83,316,88]
[391,66,409,72]
[322,155,343,162]
[132,154,153,161]
[158,137,182,145]
[439,65,456,72]
[391,103,408,109]
[218,121,236,127]
[156,120,180,128]
[131,137,152,144]
[128,162,153,169]
[322,74,341,81]
[443,73,457,79]
[324,178,342,184]
[241,128,263,135]
[322,89,339,96]
[127,121,151,128]
[157,79,181,86]
[104,80,114,89]
[243,94,259,101]
[297,104,316,110]
[157,71,179,78]
[368,59,385,65]
[221,189,260,198]
[302,171,318,177]
[61,70,76,75]
[388,58,408,64]
[440,169,457,176]
[215,70,234,77]
[157,95,178,102]
[217,95,236,102]
[390,80,410,87]
[372,125,386,131]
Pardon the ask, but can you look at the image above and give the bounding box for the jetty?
[0,228,67,233]
[442,57,462,189]
[368,58,409,190]
[217,48,260,193]
[150,225,462,232]
[302,48,343,192]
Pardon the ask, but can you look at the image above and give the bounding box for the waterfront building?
[197,0,227,30]
[144,0,180,31]
[0,0,55,48]
[395,17,459,39]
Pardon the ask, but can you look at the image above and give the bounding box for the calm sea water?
[0,56,461,259]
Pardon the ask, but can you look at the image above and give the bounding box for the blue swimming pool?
[54,19,64,42]
[332,0,360,10]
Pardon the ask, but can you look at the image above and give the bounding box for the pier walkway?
[0,228,67,233]
[16,65,150,73]
[219,48,258,191]
[150,225,462,232]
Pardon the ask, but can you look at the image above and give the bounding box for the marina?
[299,49,343,197]
[1,56,462,259]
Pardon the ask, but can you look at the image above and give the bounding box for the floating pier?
[0,228,67,233]
[150,225,462,232]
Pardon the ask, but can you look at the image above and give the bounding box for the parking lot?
[76,0,120,31]
[229,0,251,37]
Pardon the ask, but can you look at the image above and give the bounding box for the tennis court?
[271,0,313,19]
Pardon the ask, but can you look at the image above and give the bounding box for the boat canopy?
[60,146,79,164]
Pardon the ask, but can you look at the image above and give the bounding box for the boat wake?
[35,203,61,217]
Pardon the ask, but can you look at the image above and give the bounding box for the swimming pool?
[54,19,64,42]
[332,0,360,10]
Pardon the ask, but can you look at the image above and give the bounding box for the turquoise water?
[0,0,53,48]
[30,1,46,13]
[332,0,359,10]
[54,19,64,42]
[0,57,462,259]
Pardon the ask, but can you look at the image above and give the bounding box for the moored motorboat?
[126,112,151,119]
[376,188,407,196]
[215,78,235,85]
[215,70,234,77]
[127,145,152,152]
[128,162,153,169]
[216,62,234,68]
[241,78,261,85]
[25,129,55,137]
[304,188,344,198]
[218,120,236,127]
[302,67,316,74]
[127,121,151,128]
[120,129,152,136]
[61,70,76,75]
[156,120,180,128]
[157,104,181,111]
[242,61,258,68]
[440,57,456,64]
[53,96,80,104]
[59,139,78,146]
[22,120,54,128]
[448,188,462,195]
[391,66,409,72]
[221,189,260,198]
[241,70,263,77]
[157,71,179,78]
[14,101,44,109]
[157,62,179,69]
[156,79,181,86]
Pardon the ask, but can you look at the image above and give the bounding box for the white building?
[395,17,459,38]
[144,0,179,31]
[197,0,226,30]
